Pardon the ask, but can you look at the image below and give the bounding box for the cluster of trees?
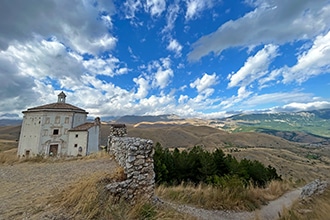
[154,143,281,187]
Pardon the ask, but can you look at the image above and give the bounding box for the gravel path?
[0,158,117,220]
[163,188,302,220]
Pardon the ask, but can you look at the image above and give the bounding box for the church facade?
[17,92,101,157]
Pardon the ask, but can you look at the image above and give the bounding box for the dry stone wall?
[109,124,127,137]
[106,136,155,202]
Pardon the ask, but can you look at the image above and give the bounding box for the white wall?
[67,131,88,156]
[72,113,87,128]
[87,125,100,154]
[18,111,88,157]
[39,111,74,156]
[17,112,43,157]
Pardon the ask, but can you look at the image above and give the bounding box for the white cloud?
[167,39,183,56]
[0,0,117,55]
[278,101,330,112]
[145,57,174,89]
[185,0,214,21]
[220,86,253,109]
[188,0,330,61]
[243,92,314,107]
[83,56,128,77]
[123,0,166,19]
[4,40,84,81]
[154,58,174,89]
[133,76,150,99]
[123,0,142,19]
[228,44,278,88]
[190,73,218,94]
[163,2,180,32]
[145,0,166,17]
[283,31,330,83]
[259,31,330,86]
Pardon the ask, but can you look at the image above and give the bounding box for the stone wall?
[106,136,155,202]
[109,124,127,137]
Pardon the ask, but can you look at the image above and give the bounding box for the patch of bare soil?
[0,158,117,220]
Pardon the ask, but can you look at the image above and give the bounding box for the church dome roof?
[23,92,88,114]
[24,102,87,113]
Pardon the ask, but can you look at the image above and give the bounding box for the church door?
[49,144,58,156]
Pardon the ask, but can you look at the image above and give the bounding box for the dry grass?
[0,139,18,151]
[50,167,195,220]
[156,180,291,211]
[0,148,113,165]
[279,186,330,220]
[0,148,18,165]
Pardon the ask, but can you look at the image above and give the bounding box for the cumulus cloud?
[185,0,215,20]
[167,39,183,56]
[220,86,253,109]
[259,31,330,86]
[188,0,330,61]
[83,56,128,77]
[145,0,166,17]
[0,0,117,55]
[190,73,218,94]
[4,40,84,82]
[283,31,330,83]
[146,57,174,89]
[228,44,278,88]
[133,76,150,99]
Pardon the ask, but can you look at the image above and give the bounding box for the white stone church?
[18,92,101,157]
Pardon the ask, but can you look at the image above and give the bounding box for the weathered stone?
[107,131,155,203]
[127,155,136,163]
[300,179,328,199]
[134,159,145,166]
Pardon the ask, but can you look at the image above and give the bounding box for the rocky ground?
[0,158,117,220]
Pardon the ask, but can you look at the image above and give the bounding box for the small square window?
[74,144,78,148]
[75,134,78,138]
[53,129,59,135]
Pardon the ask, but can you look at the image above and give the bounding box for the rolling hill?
[210,109,330,143]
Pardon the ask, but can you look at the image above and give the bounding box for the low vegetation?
[51,168,195,220]
[156,180,290,211]
[279,186,330,220]
[0,148,112,165]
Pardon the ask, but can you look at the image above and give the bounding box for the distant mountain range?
[113,109,330,144]
[0,119,22,126]
[210,109,330,143]
[114,114,182,124]
[2,109,330,144]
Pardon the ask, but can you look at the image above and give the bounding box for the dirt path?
[164,188,302,220]
[0,158,117,220]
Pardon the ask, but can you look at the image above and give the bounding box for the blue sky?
[0,0,330,119]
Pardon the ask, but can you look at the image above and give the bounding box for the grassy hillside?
[2,122,330,182]
[101,123,330,182]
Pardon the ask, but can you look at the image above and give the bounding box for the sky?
[0,0,330,120]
